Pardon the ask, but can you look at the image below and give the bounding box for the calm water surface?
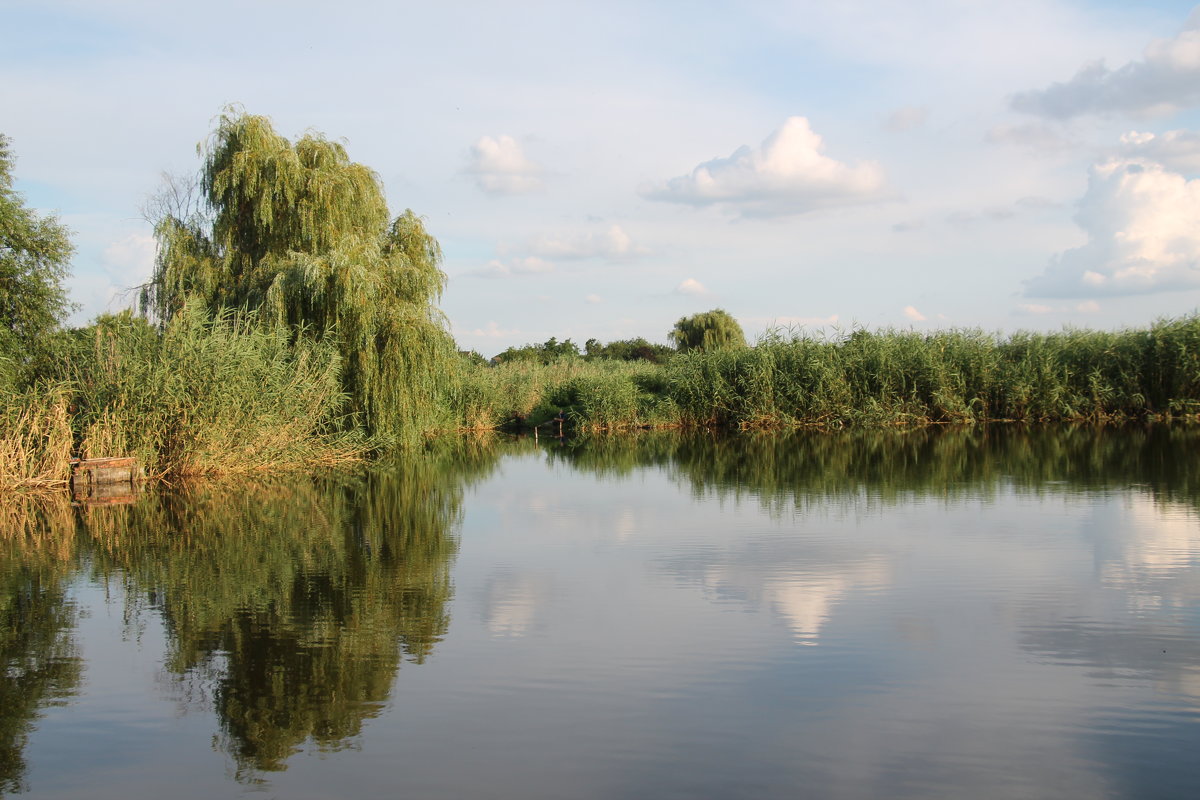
[2,426,1199,798]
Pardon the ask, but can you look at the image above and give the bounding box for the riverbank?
[4,313,1198,495]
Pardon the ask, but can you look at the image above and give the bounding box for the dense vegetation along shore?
[2,112,1199,492]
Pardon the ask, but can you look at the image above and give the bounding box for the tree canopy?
[0,135,74,374]
[584,337,675,364]
[147,110,454,437]
[493,336,581,364]
[669,308,746,353]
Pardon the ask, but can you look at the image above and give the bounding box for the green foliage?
[452,358,678,431]
[494,336,581,364]
[147,109,456,440]
[669,308,746,353]
[663,316,1200,428]
[49,303,364,477]
[583,336,675,363]
[448,313,1200,433]
[0,135,74,382]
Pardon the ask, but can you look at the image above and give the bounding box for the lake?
[2,425,1199,798]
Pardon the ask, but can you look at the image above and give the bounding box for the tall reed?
[54,304,366,477]
[448,314,1200,432]
[0,388,74,492]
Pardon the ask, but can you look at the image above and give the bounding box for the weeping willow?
[146,109,456,440]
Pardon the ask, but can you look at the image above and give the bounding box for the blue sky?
[5,0,1200,355]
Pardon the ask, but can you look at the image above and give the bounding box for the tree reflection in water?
[79,437,501,780]
[0,497,82,794]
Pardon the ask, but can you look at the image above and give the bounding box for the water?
[2,426,1199,798]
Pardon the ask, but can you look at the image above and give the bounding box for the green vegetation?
[669,308,747,353]
[493,336,582,364]
[0,135,74,391]
[584,336,675,363]
[3,117,1200,494]
[457,315,1200,433]
[147,109,457,440]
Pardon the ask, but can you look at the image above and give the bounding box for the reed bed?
[0,388,74,493]
[4,312,1199,496]
[450,357,680,432]
[49,305,366,479]
[449,314,1200,432]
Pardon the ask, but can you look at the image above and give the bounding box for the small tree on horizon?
[669,309,746,353]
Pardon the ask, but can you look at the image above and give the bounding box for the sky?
[5,0,1200,355]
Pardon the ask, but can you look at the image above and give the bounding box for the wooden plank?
[70,457,143,486]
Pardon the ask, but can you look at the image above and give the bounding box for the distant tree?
[145,109,453,437]
[493,336,580,364]
[669,309,746,353]
[0,135,74,377]
[583,336,675,363]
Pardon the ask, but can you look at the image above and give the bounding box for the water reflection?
[0,497,82,794]
[2,424,1198,797]
[73,439,497,781]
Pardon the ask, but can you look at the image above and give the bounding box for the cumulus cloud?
[641,117,887,218]
[675,278,710,296]
[1012,9,1200,118]
[883,106,928,132]
[467,135,544,195]
[585,293,603,304]
[524,225,647,261]
[1026,155,1200,297]
[903,305,927,322]
[1118,129,1200,173]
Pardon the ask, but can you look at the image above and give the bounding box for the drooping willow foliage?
[146,109,456,440]
[669,308,747,353]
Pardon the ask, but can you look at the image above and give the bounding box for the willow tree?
[670,308,747,353]
[147,109,455,438]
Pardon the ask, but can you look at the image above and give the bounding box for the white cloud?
[641,116,887,218]
[1015,301,1101,315]
[1017,303,1055,315]
[1118,129,1200,173]
[102,232,157,285]
[523,225,647,261]
[985,122,1075,154]
[883,106,928,132]
[903,305,927,322]
[675,278,709,296]
[1012,9,1200,118]
[1026,155,1200,297]
[585,293,603,304]
[468,256,554,279]
[467,135,544,195]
